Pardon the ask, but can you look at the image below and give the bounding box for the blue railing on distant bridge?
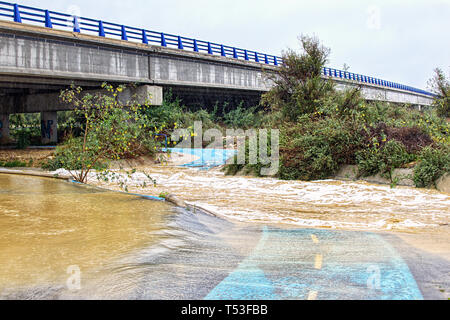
[0,1,434,97]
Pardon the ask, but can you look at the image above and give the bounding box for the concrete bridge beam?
[0,85,163,114]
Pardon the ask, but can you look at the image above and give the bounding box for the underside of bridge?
[164,85,263,112]
[0,76,265,145]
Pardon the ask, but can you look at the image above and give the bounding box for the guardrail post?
[193,39,199,52]
[221,45,226,57]
[13,4,21,23]
[244,50,249,61]
[177,36,184,50]
[254,52,259,63]
[264,54,269,64]
[142,30,148,44]
[121,25,128,41]
[274,56,278,66]
[99,21,105,37]
[161,33,167,47]
[44,10,52,28]
[73,16,80,32]
[207,42,213,54]
[233,48,238,59]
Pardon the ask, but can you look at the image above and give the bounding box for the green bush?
[15,128,32,149]
[413,146,450,187]
[143,95,219,134]
[262,35,335,120]
[223,103,263,129]
[356,140,416,179]
[278,116,362,180]
[0,160,29,168]
[41,136,108,171]
[224,131,277,177]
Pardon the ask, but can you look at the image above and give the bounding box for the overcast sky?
[12,0,450,90]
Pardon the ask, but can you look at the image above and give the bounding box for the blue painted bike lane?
[205,227,423,300]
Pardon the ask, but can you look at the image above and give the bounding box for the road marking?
[206,228,423,300]
[314,254,323,270]
[311,234,319,244]
[307,290,318,300]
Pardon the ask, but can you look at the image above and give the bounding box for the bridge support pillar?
[0,114,10,144]
[41,112,58,145]
[118,85,163,106]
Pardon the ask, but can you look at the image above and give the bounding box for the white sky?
[10,0,450,90]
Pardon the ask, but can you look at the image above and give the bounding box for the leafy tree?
[262,35,335,119]
[428,68,450,118]
[52,83,159,184]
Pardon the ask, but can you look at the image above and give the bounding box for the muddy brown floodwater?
[0,173,175,297]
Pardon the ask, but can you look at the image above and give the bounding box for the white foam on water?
[55,167,450,232]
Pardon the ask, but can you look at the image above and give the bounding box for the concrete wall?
[335,81,434,106]
[0,32,150,83]
[150,54,270,91]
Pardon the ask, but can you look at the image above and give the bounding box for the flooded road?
[1,173,444,300]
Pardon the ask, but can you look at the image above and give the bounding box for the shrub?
[15,128,32,149]
[360,123,433,154]
[0,160,28,168]
[223,103,263,129]
[356,140,416,179]
[224,130,277,177]
[42,137,107,172]
[262,35,335,119]
[278,116,362,180]
[413,146,450,187]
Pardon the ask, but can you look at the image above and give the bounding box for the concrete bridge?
[0,2,435,144]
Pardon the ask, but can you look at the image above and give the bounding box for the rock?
[165,194,186,207]
[436,173,450,194]
[334,165,358,180]
[334,165,415,187]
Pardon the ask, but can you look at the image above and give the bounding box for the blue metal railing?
[0,1,434,97]
[322,67,434,97]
